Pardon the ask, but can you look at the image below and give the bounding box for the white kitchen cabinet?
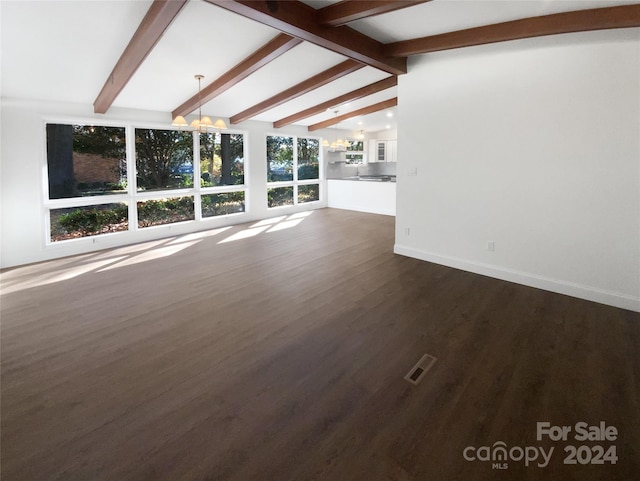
[387,140,397,162]
[367,139,397,162]
[376,141,386,162]
[368,140,380,162]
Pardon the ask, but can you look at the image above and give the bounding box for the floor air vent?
[404,353,437,385]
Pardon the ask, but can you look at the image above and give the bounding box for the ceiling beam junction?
[204,0,407,75]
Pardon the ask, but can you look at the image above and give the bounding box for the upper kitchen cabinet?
[368,139,397,162]
[387,140,397,162]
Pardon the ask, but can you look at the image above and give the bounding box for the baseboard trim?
[393,244,640,313]
[327,204,395,217]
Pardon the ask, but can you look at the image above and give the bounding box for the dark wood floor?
[2,208,639,481]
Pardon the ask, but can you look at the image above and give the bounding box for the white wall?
[372,128,397,141]
[395,29,640,312]
[0,98,335,268]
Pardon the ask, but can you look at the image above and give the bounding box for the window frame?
[196,129,249,221]
[265,133,322,209]
[345,138,366,165]
[41,117,249,245]
[134,127,196,194]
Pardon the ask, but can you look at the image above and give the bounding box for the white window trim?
[42,118,249,245]
[266,133,323,209]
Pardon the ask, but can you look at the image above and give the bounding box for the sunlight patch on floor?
[1,212,317,293]
[287,211,313,220]
[220,211,315,243]
[1,257,129,294]
[266,218,304,233]
[218,225,269,244]
[92,238,177,258]
[166,226,232,244]
[251,216,287,228]
[98,240,201,271]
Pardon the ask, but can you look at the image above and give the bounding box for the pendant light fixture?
[172,75,227,133]
[323,110,348,152]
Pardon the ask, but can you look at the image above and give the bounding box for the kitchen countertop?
[329,175,396,183]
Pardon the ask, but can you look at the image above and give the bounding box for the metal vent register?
[404,353,437,385]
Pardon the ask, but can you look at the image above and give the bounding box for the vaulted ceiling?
[2,0,639,134]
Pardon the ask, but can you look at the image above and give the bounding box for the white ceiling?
[1,0,638,134]
[348,0,640,42]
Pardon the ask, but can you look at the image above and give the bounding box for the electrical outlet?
[405,227,411,236]
[407,167,418,177]
[487,241,495,252]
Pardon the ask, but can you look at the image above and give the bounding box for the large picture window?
[45,122,248,244]
[266,135,320,209]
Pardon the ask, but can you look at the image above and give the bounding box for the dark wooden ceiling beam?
[384,4,640,56]
[230,59,364,124]
[94,0,188,114]
[172,33,301,118]
[317,0,431,27]
[204,0,406,75]
[307,97,397,131]
[274,76,397,128]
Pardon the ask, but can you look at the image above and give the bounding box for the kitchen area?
[325,131,397,216]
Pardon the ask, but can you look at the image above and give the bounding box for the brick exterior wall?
[73,153,121,184]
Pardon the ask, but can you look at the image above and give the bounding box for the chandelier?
[172,75,227,133]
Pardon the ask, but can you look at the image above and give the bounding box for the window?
[202,192,245,217]
[266,135,294,182]
[50,203,128,242]
[45,123,129,242]
[46,124,127,199]
[266,135,320,209]
[135,128,193,191]
[199,131,246,219]
[268,187,294,208]
[44,122,248,244]
[297,138,319,180]
[137,196,195,228]
[298,184,319,203]
[345,140,365,164]
[200,132,244,186]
